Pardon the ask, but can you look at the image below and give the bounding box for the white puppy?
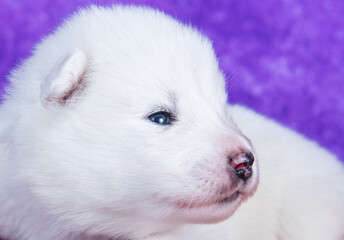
[0,5,343,240]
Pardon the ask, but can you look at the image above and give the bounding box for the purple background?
[0,0,343,161]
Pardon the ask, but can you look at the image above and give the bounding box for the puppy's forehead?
[86,6,227,108]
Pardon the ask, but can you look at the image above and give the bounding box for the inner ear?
[40,49,87,107]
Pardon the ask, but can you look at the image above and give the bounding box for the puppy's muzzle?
[229,152,255,181]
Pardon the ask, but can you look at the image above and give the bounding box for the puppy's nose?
[229,152,255,181]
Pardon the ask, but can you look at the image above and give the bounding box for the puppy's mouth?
[165,176,258,224]
[174,190,241,210]
[217,190,241,204]
[163,190,244,224]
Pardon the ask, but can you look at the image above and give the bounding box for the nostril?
[235,168,252,181]
[245,152,255,167]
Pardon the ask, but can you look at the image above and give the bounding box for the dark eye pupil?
[149,112,171,125]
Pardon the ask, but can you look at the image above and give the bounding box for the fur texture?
[0,5,343,240]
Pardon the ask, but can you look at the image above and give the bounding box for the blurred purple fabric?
[0,0,343,161]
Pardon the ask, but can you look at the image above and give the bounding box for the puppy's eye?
[148,112,172,125]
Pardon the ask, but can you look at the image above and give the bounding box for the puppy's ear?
[40,49,87,107]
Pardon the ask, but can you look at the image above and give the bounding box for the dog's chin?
[171,191,243,224]
[168,177,259,224]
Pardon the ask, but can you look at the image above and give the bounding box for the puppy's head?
[10,5,258,239]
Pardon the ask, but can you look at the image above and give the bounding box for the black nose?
[229,152,255,181]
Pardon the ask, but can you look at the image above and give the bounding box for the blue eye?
[148,112,172,125]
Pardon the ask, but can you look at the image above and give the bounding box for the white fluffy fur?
[0,5,343,240]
